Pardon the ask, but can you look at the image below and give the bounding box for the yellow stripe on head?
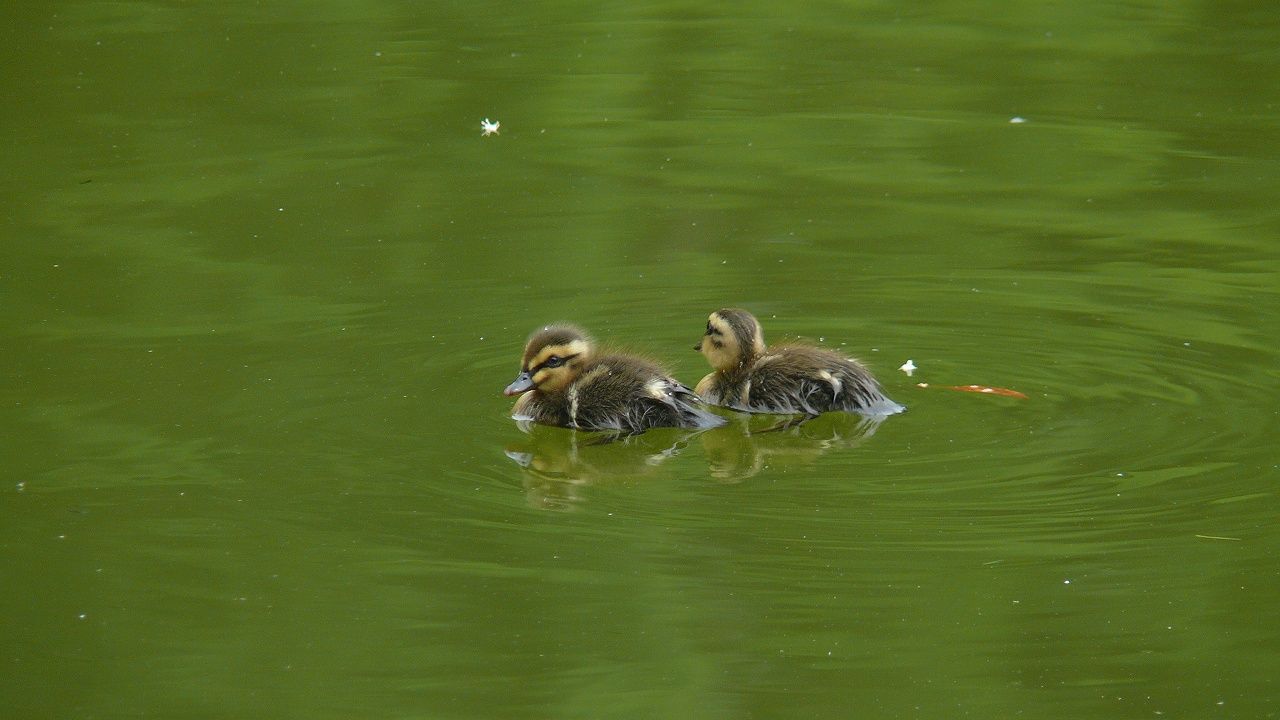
[519,324,594,393]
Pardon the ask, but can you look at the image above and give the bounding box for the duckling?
[504,324,727,433]
[695,308,904,417]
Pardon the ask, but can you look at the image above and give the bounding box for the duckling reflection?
[699,411,888,481]
[504,423,703,511]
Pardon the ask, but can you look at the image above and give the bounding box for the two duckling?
[504,309,902,432]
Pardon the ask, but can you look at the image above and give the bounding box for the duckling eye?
[543,356,566,369]
[705,322,718,337]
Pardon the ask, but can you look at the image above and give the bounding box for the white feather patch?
[567,384,580,426]
[819,370,842,396]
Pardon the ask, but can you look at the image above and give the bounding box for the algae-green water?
[3,2,1278,718]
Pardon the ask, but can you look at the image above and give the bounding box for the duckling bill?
[505,324,727,433]
[695,308,904,417]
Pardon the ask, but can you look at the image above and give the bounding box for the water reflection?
[504,411,890,508]
[699,412,888,481]
[503,423,701,510]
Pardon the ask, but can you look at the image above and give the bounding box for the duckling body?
[505,324,727,433]
[695,308,904,417]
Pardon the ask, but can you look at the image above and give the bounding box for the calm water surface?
[3,2,1278,718]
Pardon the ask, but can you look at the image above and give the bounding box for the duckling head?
[696,308,766,372]
[504,324,594,396]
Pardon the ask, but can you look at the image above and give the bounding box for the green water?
[3,1,1278,718]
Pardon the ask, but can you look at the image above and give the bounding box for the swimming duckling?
[505,324,727,433]
[695,308,904,417]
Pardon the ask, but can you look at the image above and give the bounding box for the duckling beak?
[504,371,534,396]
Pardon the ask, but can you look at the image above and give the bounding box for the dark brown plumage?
[504,324,727,432]
[695,308,903,417]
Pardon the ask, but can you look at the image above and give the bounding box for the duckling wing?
[624,373,725,430]
[809,353,903,415]
[749,346,898,415]
[745,357,838,414]
[663,378,729,429]
[572,356,726,431]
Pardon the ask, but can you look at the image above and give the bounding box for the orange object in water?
[915,383,1028,399]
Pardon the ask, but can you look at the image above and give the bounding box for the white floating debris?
[1009,117,1026,124]
[899,359,917,376]
[481,118,500,136]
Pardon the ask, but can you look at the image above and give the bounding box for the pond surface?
[3,1,1278,718]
